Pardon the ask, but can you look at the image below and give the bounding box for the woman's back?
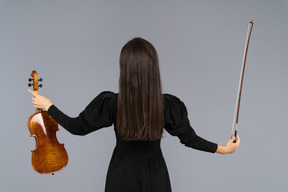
[47,91,217,191]
[29,37,239,192]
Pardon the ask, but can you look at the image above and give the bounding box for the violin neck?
[32,89,42,113]
[36,108,43,113]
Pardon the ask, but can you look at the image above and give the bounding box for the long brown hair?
[117,37,163,141]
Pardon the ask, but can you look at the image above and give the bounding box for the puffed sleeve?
[47,91,115,135]
[164,94,218,153]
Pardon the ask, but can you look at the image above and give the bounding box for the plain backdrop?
[0,0,287,192]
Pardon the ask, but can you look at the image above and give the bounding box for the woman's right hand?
[225,135,240,154]
[216,135,240,154]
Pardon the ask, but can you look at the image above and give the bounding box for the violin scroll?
[28,71,43,91]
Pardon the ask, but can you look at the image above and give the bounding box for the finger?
[236,135,240,144]
[236,135,240,141]
[28,89,38,97]
[230,136,235,142]
[32,97,38,104]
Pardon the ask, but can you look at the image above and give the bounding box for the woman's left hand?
[28,89,53,111]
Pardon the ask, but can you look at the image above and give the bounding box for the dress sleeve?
[164,94,218,153]
[47,91,115,135]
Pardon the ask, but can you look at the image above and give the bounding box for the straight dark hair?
[117,37,164,141]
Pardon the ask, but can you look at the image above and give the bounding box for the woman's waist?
[115,139,162,156]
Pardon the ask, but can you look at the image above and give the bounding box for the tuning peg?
[28,83,33,87]
[28,78,33,82]
[39,84,43,88]
[38,78,43,82]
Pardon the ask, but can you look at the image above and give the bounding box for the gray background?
[0,0,287,192]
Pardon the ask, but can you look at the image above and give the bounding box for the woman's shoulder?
[163,93,186,111]
[84,91,118,110]
[163,93,182,103]
[97,91,118,98]
[163,93,178,99]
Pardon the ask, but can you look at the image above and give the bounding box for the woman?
[29,37,240,192]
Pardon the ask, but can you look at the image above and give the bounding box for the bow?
[231,19,254,142]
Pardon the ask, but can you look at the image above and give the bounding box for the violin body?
[28,70,68,174]
[27,111,68,174]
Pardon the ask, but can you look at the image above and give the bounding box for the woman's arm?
[28,89,114,135]
[216,135,240,154]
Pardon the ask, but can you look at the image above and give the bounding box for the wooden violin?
[27,70,68,174]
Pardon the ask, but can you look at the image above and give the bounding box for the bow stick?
[231,19,254,142]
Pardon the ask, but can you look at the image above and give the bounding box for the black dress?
[48,91,218,192]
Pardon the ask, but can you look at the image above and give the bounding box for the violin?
[27,70,68,175]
